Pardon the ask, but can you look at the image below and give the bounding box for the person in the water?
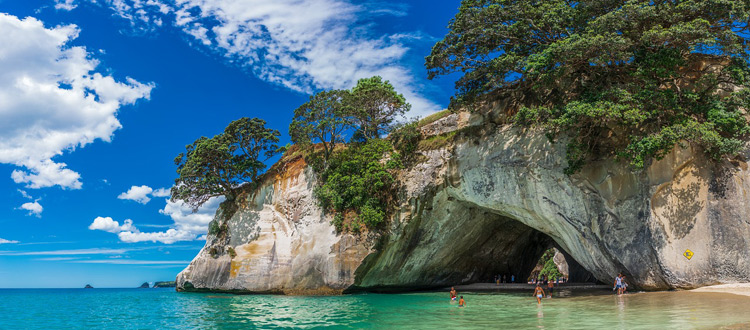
[534,284,545,304]
[450,287,457,301]
[614,273,623,295]
[458,296,466,307]
[547,278,554,297]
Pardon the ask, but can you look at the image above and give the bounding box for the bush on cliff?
[314,139,402,232]
[427,0,750,173]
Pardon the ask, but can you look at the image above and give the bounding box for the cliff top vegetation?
[427,0,750,173]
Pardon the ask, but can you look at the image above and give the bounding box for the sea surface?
[1,287,749,329]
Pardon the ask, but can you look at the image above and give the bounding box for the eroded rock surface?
[177,111,750,293]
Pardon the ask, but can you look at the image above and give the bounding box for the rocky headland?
[176,105,750,294]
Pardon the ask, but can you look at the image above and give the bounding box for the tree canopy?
[289,89,352,164]
[427,0,750,172]
[348,76,411,140]
[172,117,280,211]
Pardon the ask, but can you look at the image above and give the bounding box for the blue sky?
[0,0,460,288]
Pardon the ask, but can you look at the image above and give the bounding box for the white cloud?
[118,229,196,244]
[151,187,171,197]
[17,189,32,199]
[54,0,78,10]
[91,196,223,244]
[0,13,153,189]
[117,185,171,203]
[88,216,138,233]
[19,201,43,217]
[65,0,440,118]
[0,238,20,244]
[118,185,153,204]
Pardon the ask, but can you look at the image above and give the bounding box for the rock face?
[177,110,750,293]
[139,282,150,288]
[176,159,371,294]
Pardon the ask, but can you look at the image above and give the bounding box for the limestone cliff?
[177,109,750,293]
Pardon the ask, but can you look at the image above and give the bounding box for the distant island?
[84,284,93,289]
[139,282,150,288]
[153,281,175,288]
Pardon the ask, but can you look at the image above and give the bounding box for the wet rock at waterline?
[177,111,750,293]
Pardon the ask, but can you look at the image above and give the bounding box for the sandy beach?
[691,283,750,297]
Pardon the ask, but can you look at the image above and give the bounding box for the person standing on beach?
[622,276,629,294]
[534,284,545,304]
[511,275,515,283]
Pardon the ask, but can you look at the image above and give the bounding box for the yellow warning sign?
[683,249,694,260]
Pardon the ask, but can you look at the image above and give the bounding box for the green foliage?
[172,117,281,211]
[428,0,750,172]
[208,220,220,235]
[389,120,422,163]
[417,109,452,127]
[314,139,401,232]
[289,90,353,164]
[348,76,411,140]
[539,249,564,280]
[227,246,237,259]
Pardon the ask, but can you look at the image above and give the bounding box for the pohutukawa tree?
[289,89,353,164]
[348,76,411,140]
[172,117,280,211]
[427,0,750,173]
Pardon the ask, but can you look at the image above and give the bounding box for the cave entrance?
[349,199,600,292]
[429,208,598,287]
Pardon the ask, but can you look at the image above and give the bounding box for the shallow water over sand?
[1,288,748,329]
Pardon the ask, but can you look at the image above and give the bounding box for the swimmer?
[450,287,457,301]
[534,284,545,304]
[458,296,466,307]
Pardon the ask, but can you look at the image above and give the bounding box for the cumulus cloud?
[151,187,171,197]
[0,238,20,244]
[0,13,153,189]
[60,0,440,117]
[118,185,153,204]
[117,185,171,203]
[19,201,43,217]
[88,216,138,233]
[92,196,223,244]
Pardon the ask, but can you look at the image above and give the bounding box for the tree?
[172,117,280,211]
[348,76,411,140]
[223,117,281,182]
[427,0,750,172]
[289,89,353,164]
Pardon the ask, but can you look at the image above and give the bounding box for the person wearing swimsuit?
[450,287,457,301]
[458,296,466,307]
[534,284,545,304]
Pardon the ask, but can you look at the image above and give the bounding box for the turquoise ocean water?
[1,288,749,329]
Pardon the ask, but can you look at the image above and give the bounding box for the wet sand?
[691,283,750,297]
